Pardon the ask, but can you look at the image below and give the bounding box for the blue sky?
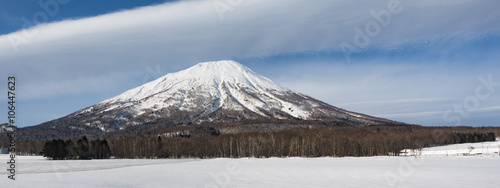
[1,0,499,127]
[0,0,172,35]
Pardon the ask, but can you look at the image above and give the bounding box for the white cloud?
[1,0,499,59]
[268,61,500,126]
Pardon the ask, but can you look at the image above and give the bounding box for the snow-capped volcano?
[105,60,285,103]
[99,60,310,120]
[36,60,396,132]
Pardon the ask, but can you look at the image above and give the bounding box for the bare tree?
[468,146,475,154]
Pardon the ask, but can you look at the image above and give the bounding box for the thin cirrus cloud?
[270,61,500,126]
[1,0,499,60]
[0,0,499,126]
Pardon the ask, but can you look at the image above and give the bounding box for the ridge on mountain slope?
[29,60,398,134]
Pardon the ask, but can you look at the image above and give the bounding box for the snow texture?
[2,140,499,187]
[97,60,312,119]
[68,60,392,132]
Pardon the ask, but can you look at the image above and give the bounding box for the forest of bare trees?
[132,126,497,158]
[6,125,498,159]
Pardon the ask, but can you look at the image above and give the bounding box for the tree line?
[454,132,496,143]
[106,125,499,158]
[5,125,499,159]
[151,127,497,158]
[40,136,111,160]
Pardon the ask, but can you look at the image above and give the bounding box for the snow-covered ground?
[405,139,500,157]
[1,140,499,188]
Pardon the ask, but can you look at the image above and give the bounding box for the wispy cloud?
[1,0,499,58]
[266,61,500,126]
[376,106,500,126]
[341,98,453,106]
[376,111,444,119]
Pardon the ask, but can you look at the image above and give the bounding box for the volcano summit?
[29,60,396,135]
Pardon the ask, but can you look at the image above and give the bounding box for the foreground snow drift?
[1,141,499,188]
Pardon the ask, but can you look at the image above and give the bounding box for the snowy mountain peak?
[193,60,246,72]
[104,60,285,103]
[63,60,396,132]
[184,60,251,79]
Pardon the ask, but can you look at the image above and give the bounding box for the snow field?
[1,140,499,187]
